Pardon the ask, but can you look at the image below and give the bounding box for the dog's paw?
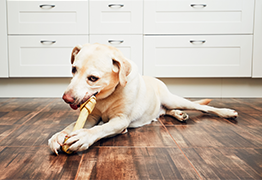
[216,108,238,119]
[64,129,94,152]
[176,111,189,121]
[166,110,189,122]
[48,131,68,155]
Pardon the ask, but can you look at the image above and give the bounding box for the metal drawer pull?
[108,40,124,44]
[190,40,206,44]
[108,4,124,8]
[39,4,55,8]
[190,4,207,8]
[40,40,56,44]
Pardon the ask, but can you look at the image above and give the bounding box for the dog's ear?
[112,50,131,87]
[71,45,82,64]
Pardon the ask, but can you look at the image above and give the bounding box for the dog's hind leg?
[164,99,211,121]
[161,90,238,119]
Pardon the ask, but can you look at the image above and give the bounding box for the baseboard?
[0,78,262,98]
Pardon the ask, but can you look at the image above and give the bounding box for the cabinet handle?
[108,40,124,44]
[108,4,124,8]
[190,40,206,44]
[39,4,55,9]
[190,4,207,8]
[40,40,56,44]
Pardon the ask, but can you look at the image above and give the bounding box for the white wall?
[0,78,262,98]
[160,78,262,98]
[0,78,71,98]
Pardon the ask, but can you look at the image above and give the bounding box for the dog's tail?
[194,99,212,105]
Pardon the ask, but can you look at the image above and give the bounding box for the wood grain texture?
[0,98,261,180]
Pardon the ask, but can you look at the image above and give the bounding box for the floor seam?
[74,153,85,180]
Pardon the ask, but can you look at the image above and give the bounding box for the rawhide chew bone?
[62,95,96,154]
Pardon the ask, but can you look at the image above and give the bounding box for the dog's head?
[62,43,131,110]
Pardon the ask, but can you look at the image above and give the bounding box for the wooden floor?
[0,98,261,180]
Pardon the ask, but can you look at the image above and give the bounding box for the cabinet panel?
[144,0,254,34]
[0,0,8,77]
[9,36,89,77]
[253,0,262,78]
[7,0,88,35]
[90,35,143,74]
[90,0,143,34]
[144,35,252,77]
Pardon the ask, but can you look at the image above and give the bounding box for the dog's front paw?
[64,129,94,152]
[48,131,68,155]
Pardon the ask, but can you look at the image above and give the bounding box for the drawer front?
[8,1,88,35]
[144,0,254,34]
[252,0,262,78]
[9,36,89,77]
[0,0,8,77]
[90,35,143,74]
[144,35,252,77]
[90,0,143,34]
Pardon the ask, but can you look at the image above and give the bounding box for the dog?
[48,43,238,155]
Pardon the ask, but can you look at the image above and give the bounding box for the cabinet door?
[0,0,8,77]
[144,0,254,34]
[9,36,88,77]
[144,35,252,77]
[90,0,143,34]
[8,1,88,35]
[90,35,143,74]
[253,0,262,78]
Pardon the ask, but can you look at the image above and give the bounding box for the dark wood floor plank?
[0,124,66,147]
[0,146,81,180]
[77,147,200,180]
[96,125,177,147]
[0,125,19,142]
[166,124,262,148]
[0,98,52,112]
[0,111,32,125]
[42,98,74,112]
[183,148,262,180]
[24,110,78,125]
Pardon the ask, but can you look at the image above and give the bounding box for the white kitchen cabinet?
[253,0,262,78]
[144,35,252,77]
[3,0,259,79]
[0,0,8,77]
[89,0,143,34]
[7,0,88,35]
[8,36,88,77]
[90,35,143,74]
[144,0,254,34]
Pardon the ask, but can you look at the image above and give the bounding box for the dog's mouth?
[69,92,98,110]
[69,104,79,110]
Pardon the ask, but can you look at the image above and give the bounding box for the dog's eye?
[72,67,77,74]
[88,76,99,82]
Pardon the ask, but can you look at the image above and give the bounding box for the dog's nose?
[62,93,75,104]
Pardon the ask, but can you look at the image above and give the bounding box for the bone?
[62,95,96,154]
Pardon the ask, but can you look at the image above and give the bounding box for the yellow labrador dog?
[48,43,238,154]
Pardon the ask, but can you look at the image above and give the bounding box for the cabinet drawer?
[0,0,8,77]
[7,1,88,35]
[144,35,252,77]
[8,36,88,77]
[90,35,143,74]
[90,0,143,34]
[252,0,262,78]
[144,0,254,34]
